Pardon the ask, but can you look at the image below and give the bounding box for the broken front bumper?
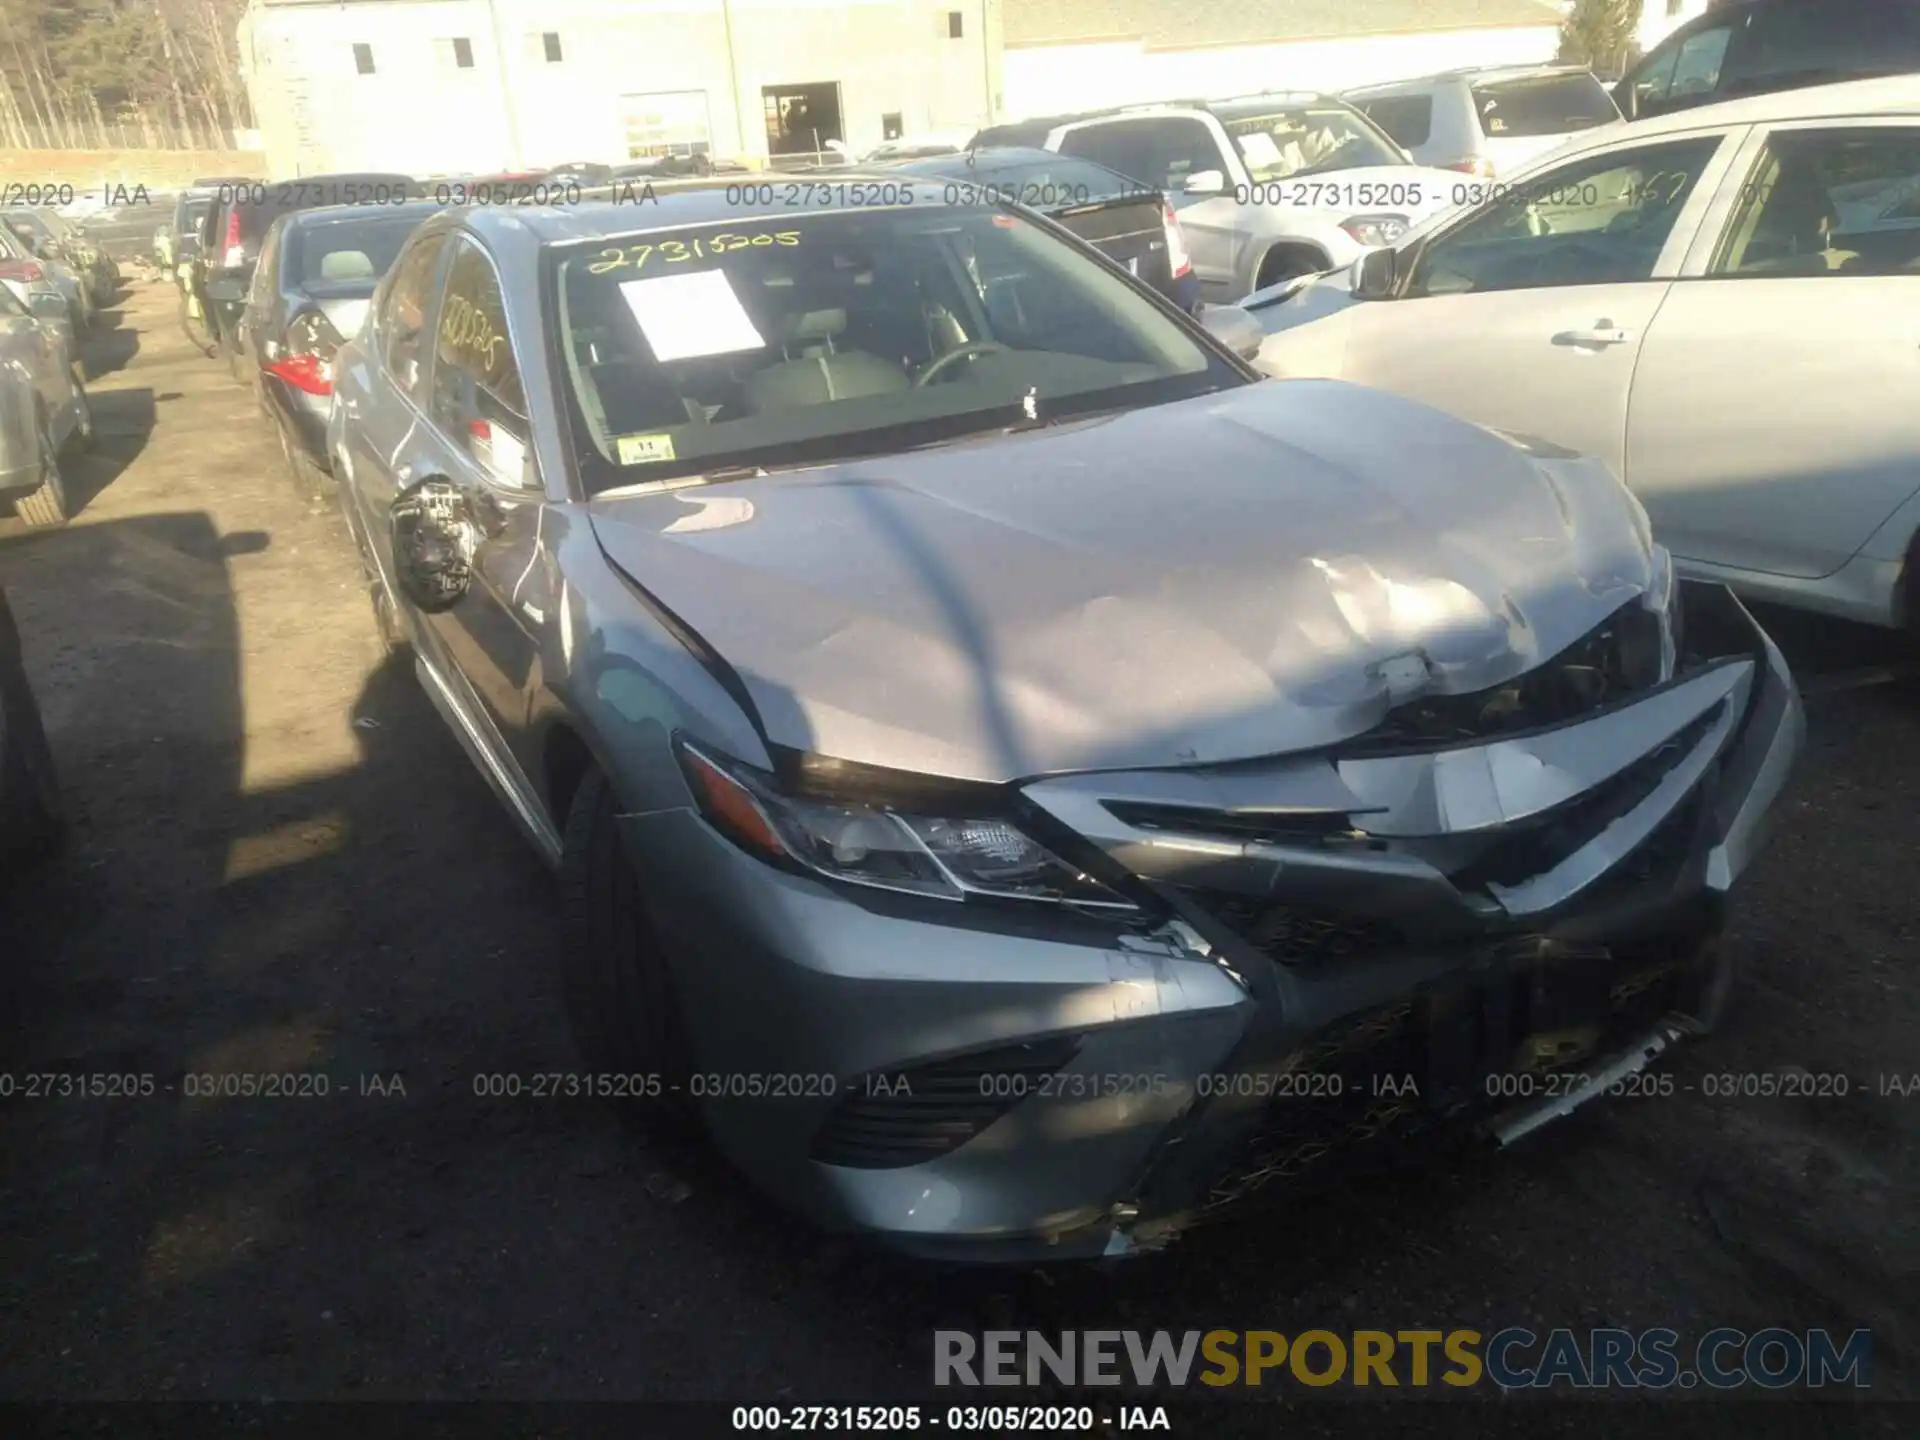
[630,586,1800,1262]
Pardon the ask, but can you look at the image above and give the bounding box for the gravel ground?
[0,285,1916,1426]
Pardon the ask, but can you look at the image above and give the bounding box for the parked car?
[0,584,63,873]
[606,156,749,181]
[239,200,446,495]
[1248,76,1920,632]
[970,93,1469,294]
[879,146,1202,311]
[69,195,173,270]
[0,278,93,527]
[1616,0,1920,122]
[1345,64,1622,177]
[2,209,118,309]
[325,186,1799,1259]
[196,173,416,381]
[860,132,971,163]
[0,224,92,333]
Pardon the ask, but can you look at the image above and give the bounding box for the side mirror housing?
[1198,302,1264,361]
[1183,169,1227,197]
[29,291,70,324]
[390,478,477,613]
[1352,245,1400,300]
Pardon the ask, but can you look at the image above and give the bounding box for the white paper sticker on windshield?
[616,432,677,465]
[1236,132,1283,170]
[618,269,766,362]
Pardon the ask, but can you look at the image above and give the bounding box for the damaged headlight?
[674,738,1137,911]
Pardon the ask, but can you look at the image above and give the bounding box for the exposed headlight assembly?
[675,738,1136,911]
[1339,214,1409,246]
[1642,543,1684,678]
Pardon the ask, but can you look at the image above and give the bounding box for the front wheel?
[557,766,696,1134]
[12,427,70,528]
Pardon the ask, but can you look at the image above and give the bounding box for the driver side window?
[1408,136,1723,296]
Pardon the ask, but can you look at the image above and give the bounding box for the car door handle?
[1552,323,1635,349]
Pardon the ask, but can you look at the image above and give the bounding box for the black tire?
[64,380,94,455]
[557,766,696,1134]
[0,611,65,866]
[12,426,69,528]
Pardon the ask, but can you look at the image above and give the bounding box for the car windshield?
[1219,104,1405,181]
[552,204,1233,494]
[292,212,429,288]
[1470,73,1621,137]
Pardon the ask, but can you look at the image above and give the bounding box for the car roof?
[1346,64,1600,96]
[281,199,446,229]
[1615,74,1920,136]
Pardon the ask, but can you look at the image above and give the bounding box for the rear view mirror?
[1352,245,1400,300]
[1183,169,1227,196]
[1198,303,1264,361]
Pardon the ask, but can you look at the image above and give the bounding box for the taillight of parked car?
[1438,156,1496,177]
[1162,202,1192,280]
[264,309,342,395]
[0,258,45,283]
[222,208,244,268]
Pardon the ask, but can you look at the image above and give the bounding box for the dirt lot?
[1,284,1917,1421]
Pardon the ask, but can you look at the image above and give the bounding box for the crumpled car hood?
[587,380,1655,783]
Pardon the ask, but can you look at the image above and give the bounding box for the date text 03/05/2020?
[730,1404,1173,1432]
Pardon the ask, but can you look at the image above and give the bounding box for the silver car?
[329,188,1803,1261]
[0,278,93,527]
[0,222,89,332]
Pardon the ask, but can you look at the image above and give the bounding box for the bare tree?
[1558,0,1646,79]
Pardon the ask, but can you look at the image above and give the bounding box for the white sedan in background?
[1247,77,1920,633]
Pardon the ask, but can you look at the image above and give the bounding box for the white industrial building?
[998,0,1572,114]
[238,0,1003,177]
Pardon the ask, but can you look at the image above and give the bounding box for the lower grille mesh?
[810,1036,1081,1170]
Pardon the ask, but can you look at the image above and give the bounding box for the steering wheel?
[915,340,1008,388]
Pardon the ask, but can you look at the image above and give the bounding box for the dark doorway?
[762,82,843,157]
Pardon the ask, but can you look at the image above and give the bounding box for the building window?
[435,37,475,69]
[1667,0,1686,12]
[882,112,903,140]
[352,42,374,74]
[947,10,964,38]
[542,31,563,62]
[620,90,713,159]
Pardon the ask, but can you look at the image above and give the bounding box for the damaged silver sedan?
[328,187,1804,1262]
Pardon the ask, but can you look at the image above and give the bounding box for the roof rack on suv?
[1208,90,1336,106]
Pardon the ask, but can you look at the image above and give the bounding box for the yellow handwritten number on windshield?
[585,231,800,275]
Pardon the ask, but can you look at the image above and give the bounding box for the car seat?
[742,308,910,412]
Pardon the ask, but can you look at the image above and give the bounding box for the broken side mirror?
[1352,244,1400,300]
[1198,303,1264,361]
[390,477,477,613]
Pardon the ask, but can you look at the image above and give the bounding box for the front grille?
[1184,895,1407,967]
[809,1036,1081,1170]
[1199,940,1699,1215]
[1451,703,1722,892]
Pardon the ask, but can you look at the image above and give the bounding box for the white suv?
[969,93,1465,295]
[1345,66,1622,179]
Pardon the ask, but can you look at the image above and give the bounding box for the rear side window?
[379,231,452,403]
[1470,73,1620,138]
[1713,124,1920,276]
[429,238,529,473]
[1357,95,1434,149]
